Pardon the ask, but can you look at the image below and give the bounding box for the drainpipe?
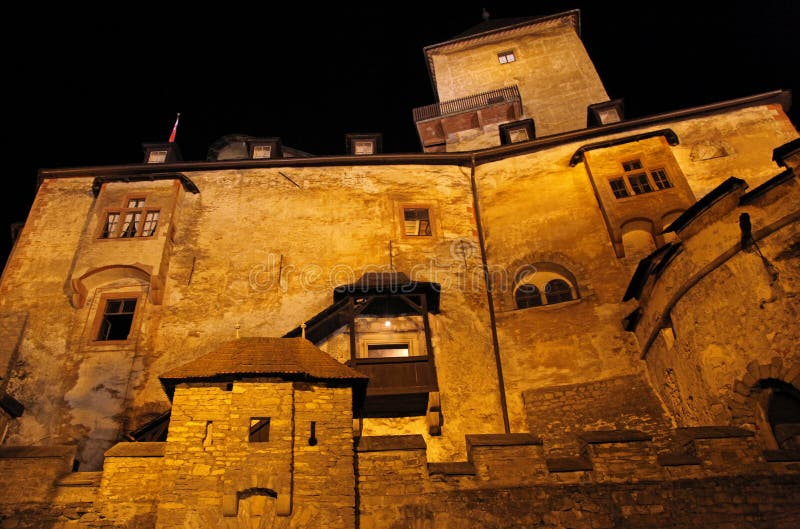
[469,154,510,433]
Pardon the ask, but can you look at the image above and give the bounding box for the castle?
[1,9,799,528]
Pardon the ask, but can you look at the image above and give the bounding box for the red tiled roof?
[159,337,367,388]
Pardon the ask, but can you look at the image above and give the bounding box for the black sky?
[3,1,799,266]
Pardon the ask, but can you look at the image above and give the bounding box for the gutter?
[468,154,511,433]
[37,90,791,184]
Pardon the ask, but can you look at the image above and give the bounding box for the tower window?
[403,208,432,236]
[96,298,137,341]
[497,50,516,64]
[249,418,270,443]
[622,160,643,171]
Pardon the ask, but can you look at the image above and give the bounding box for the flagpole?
[168,113,180,143]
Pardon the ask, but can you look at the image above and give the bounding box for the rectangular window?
[651,169,672,190]
[609,178,629,198]
[119,212,141,238]
[147,150,168,164]
[403,208,432,236]
[96,298,137,341]
[628,173,653,194]
[102,213,120,238]
[598,108,622,124]
[99,197,158,239]
[507,127,529,143]
[367,343,410,359]
[249,418,270,442]
[141,211,160,237]
[622,160,643,171]
[497,50,515,64]
[354,140,375,155]
[252,145,272,159]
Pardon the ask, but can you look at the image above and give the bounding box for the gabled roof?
[159,337,367,398]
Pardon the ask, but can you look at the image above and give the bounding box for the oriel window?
[99,197,160,239]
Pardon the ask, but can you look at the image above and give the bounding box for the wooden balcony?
[349,355,437,417]
[413,86,523,152]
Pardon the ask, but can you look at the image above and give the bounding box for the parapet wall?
[522,374,674,453]
[357,432,800,528]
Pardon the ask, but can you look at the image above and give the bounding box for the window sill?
[514,298,582,313]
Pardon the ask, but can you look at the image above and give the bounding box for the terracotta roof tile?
[159,337,367,386]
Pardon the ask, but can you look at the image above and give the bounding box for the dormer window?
[252,145,273,159]
[499,119,535,144]
[354,140,375,155]
[497,50,516,64]
[247,138,283,159]
[346,133,382,155]
[587,99,625,127]
[147,150,168,164]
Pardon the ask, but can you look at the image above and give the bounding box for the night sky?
[3,1,798,267]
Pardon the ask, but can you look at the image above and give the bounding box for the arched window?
[545,279,572,304]
[515,284,542,308]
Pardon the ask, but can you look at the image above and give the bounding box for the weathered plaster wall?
[476,147,642,431]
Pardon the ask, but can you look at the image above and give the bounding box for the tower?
[414,10,610,152]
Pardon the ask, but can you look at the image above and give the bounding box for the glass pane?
[105,300,121,314]
[122,299,137,313]
[367,343,410,358]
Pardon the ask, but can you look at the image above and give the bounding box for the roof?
[451,16,557,40]
[159,337,367,398]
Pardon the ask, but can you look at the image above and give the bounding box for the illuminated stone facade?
[1,10,799,529]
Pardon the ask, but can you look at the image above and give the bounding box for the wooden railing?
[350,356,437,395]
[413,85,521,122]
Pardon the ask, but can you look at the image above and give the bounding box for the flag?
[168,113,180,143]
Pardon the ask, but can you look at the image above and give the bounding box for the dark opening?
[97,298,137,341]
[763,380,800,450]
[249,418,270,443]
[515,284,542,308]
[545,279,573,304]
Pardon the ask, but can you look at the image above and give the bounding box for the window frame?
[90,292,143,344]
[497,50,516,64]
[248,417,271,443]
[609,159,674,199]
[398,203,437,239]
[97,195,161,240]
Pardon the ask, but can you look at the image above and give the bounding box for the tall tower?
[413,9,610,152]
